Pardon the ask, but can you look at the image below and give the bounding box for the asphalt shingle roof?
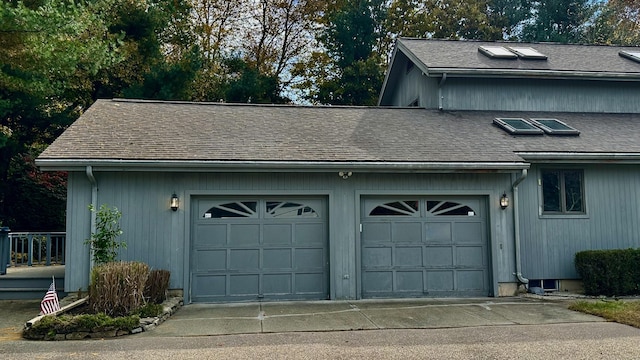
[37,99,640,168]
[398,38,640,75]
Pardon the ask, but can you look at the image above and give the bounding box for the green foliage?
[90,262,150,317]
[134,303,164,318]
[23,313,140,340]
[296,0,386,105]
[584,0,640,46]
[2,147,66,230]
[520,0,596,43]
[569,300,640,328]
[575,249,640,296]
[85,204,126,265]
[145,269,171,304]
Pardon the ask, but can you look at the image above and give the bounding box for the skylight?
[493,118,543,135]
[478,46,517,59]
[619,50,640,63]
[529,118,580,136]
[508,47,548,60]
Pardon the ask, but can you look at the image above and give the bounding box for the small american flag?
[40,277,60,315]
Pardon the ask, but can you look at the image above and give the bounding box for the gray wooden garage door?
[191,197,328,302]
[361,196,489,298]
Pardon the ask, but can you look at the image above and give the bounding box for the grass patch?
[569,300,640,328]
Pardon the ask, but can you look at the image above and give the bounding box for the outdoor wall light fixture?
[500,193,509,209]
[338,171,353,179]
[170,194,179,211]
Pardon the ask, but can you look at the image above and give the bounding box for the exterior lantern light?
[500,193,509,209]
[170,194,179,211]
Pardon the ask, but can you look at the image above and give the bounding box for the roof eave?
[427,68,640,81]
[517,152,640,163]
[35,159,529,173]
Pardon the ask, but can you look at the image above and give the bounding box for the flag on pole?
[40,276,60,315]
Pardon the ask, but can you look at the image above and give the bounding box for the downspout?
[438,73,447,110]
[512,169,529,286]
[86,166,97,276]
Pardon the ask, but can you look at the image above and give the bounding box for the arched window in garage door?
[203,201,258,218]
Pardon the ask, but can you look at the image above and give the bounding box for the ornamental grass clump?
[90,261,150,317]
[144,269,171,304]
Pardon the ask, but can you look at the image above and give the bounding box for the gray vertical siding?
[65,170,518,297]
[65,173,92,292]
[381,52,439,108]
[441,78,640,113]
[518,164,640,280]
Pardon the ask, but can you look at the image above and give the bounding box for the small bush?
[575,249,640,296]
[90,261,150,317]
[23,313,140,339]
[85,204,126,265]
[134,303,164,318]
[145,269,170,304]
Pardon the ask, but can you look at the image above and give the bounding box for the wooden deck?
[0,265,65,300]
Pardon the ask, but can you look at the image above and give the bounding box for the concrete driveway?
[141,297,604,337]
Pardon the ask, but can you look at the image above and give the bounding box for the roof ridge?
[397,37,640,49]
[107,98,413,110]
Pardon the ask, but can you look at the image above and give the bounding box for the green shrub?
[145,269,170,304]
[85,204,126,264]
[90,261,150,317]
[575,249,640,296]
[23,313,140,339]
[134,303,164,318]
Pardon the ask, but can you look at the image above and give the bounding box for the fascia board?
[517,152,640,163]
[426,68,640,81]
[36,159,530,173]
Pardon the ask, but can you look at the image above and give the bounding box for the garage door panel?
[456,246,485,267]
[362,196,489,298]
[264,249,292,269]
[393,222,422,242]
[263,274,292,294]
[193,275,226,297]
[295,248,325,269]
[363,272,393,292]
[229,224,260,246]
[454,223,484,244]
[397,271,424,292]
[457,271,485,290]
[195,224,227,247]
[230,249,259,270]
[395,247,423,267]
[192,197,328,302]
[229,274,259,295]
[362,223,391,243]
[426,271,454,291]
[295,273,326,294]
[295,223,325,245]
[194,250,227,271]
[425,247,453,267]
[264,224,292,245]
[362,247,392,268]
[425,223,452,243]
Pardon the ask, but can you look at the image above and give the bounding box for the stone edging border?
[24,296,183,340]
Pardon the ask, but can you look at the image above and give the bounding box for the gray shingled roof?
[397,38,640,75]
[37,99,640,170]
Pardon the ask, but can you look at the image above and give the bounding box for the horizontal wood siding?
[65,171,517,297]
[442,78,640,113]
[518,164,640,280]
